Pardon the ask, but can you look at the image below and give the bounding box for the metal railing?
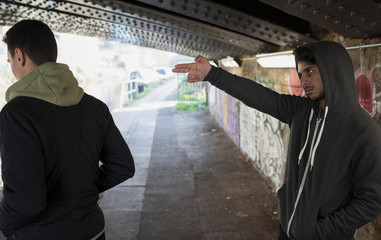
[176,73,206,103]
[119,80,138,108]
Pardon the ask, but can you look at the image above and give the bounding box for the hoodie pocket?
[277,178,296,235]
[289,194,320,240]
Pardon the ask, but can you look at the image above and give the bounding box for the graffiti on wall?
[216,89,240,146]
[237,67,293,189]
[355,67,375,115]
[372,49,381,97]
[216,89,225,128]
[239,103,288,190]
[371,48,381,124]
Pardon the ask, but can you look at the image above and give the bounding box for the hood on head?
[295,41,359,115]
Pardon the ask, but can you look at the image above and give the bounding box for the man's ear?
[14,48,26,66]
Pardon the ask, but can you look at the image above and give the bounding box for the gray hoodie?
[205,41,381,240]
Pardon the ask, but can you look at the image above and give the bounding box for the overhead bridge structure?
[0,0,380,60]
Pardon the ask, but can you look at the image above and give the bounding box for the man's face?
[297,61,324,101]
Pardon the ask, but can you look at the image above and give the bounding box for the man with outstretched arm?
[173,41,381,240]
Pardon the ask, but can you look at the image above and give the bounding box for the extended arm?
[173,56,303,124]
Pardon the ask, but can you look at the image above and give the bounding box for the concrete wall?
[207,38,381,239]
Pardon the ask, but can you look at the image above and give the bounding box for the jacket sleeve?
[0,107,47,235]
[316,127,381,239]
[205,66,301,124]
[97,110,135,193]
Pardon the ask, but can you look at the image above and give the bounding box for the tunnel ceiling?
[0,0,380,60]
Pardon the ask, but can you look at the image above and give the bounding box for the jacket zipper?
[287,117,321,237]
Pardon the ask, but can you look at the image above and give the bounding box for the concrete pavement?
[99,78,179,239]
[102,78,279,239]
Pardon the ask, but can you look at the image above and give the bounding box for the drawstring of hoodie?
[298,110,314,164]
[297,106,329,168]
[287,106,329,237]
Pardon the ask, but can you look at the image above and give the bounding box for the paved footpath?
[101,78,279,240]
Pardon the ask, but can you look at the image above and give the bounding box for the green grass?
[176,80,207,112]
[175,102,208,113]
[122,79,208,113]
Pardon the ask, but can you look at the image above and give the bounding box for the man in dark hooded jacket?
[0,20,135,239]
[172,41,381,240]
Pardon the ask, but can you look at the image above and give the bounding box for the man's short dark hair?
[293,46,316,65]
[3,20,57,65]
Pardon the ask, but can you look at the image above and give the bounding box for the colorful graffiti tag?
[239,103,287,190]
[216,90,240,146]
[355,67,375,115]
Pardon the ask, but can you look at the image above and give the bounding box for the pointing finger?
[172,68,190,73]
[173,63,195,70]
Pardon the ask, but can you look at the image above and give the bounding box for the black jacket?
[205,41,381,239]
[0,63,135,239]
